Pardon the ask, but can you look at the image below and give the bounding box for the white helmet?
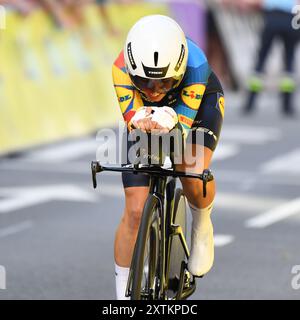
[124,15,188,94]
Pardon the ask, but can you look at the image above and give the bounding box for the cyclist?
[112,15,225,299]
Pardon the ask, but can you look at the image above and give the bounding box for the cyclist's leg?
[115,184,149,267]
[114,169,149,299]
[176,90,224,277]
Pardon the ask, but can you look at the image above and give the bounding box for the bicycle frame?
[91,161,214,300]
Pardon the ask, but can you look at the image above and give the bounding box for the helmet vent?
[127,42,137,70]
[175,44,185,72]
[154,52,159,67]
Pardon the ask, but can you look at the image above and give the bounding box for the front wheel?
[130,195,160,300]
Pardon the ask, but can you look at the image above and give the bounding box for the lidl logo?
[182,90,202,100]
[181,84,205,110]
[119,95,131,103]
[116,86,133,113]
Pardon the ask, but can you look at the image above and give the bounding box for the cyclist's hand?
[133,117,161,133]
[130,106,178,134]
[130,107,154,132]
[151,107,178,131]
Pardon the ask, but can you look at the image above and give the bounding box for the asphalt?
[0,90,299,300]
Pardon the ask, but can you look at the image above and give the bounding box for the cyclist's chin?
[144,92,166,102]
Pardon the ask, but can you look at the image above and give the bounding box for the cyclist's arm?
[112,51,144,128]
[174,69,211,136]
[174,82,206,134]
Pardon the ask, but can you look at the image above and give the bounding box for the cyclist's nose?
[147,80,164,93]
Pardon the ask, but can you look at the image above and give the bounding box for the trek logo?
[181,84,206,110]
[119,95,132,103]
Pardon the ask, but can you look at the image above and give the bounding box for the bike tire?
[167,188,187,296]
[131,194,160,300]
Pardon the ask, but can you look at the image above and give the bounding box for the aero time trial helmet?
[124,15,188,96]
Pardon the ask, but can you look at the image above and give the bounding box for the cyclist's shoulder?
[182,38,211,86]
[186,38,208,69]
[112,50,133,87]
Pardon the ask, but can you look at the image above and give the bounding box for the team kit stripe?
[114,50,125,69]
[178,114,194,128]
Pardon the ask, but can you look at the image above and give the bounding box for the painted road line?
[0,185,98,214]
[0,221,33,238]
[25,138,98,162]
[214,234,234,247]
[217,169,300,187]
[214,192,284,212]
[260,149,300,174]
[245,197,300,228]
[222,125,281,145]
[213,144,240,161]
[0,160,117,176]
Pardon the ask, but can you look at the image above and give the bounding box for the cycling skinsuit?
[112,38,225,188]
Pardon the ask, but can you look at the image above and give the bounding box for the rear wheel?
[130,195,160,300]
[167,188,187,297]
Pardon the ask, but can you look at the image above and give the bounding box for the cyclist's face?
[130,76,178,102]
[142,90,166,102]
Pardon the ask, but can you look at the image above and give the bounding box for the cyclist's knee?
[183,179,215,209]
[124,187,148,231]
[124,205,144,230]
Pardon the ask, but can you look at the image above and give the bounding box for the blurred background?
[0,0,299,299]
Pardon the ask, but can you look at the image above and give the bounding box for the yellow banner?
[0,3,168,154]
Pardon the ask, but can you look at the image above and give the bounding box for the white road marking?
[245,197,300,228]
[214,234,234,247]
[222,125,281,145]
[260,149,300,174]
[0,185,98,214]
[215,192,284,212]
[0,160,92,174]
[0,221,33,238]
[217,169,300,187]
[25,138,98,162]
[213,144,240,161]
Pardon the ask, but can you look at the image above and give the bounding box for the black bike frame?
[91,161,213,299]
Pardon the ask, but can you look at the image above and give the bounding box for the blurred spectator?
[205,7,238,90]
[0,0,120,34]
[0,0,78,28]
[0,0,37,15]
[95,0,120,36]
[220,0,261,11]
[243,0,299,116]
